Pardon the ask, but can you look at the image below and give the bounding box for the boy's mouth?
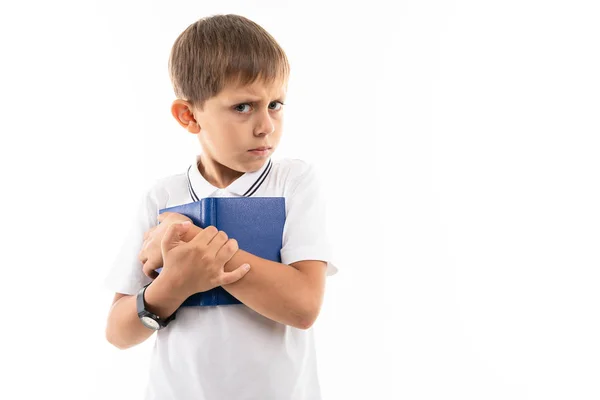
[248,146,272,151]
[248,147,272,157]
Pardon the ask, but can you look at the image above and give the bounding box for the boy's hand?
[138,212,192,279]
[159,222,251,297]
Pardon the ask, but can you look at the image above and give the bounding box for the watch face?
[141,316,160,330]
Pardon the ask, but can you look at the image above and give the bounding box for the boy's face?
[172,78,287,175]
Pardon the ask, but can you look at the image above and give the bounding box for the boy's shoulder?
[143,170,189,206]
[271,157,315,181]
[269,157,325,196]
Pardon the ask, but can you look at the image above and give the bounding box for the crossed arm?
[147,221,327,330]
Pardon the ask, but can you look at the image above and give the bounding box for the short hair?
[168,14,290,111]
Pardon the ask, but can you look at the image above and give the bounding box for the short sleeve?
[280,162,339,276]
[103,187,160,295]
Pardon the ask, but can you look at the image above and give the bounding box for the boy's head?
[168,14,290,176]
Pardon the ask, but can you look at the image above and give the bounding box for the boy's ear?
[171,100,200,134]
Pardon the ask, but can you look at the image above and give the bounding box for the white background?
[1,1,598,399]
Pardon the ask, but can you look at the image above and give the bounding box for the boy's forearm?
[106,276,186,349]
[222,249,314,329]
[182,225,314,329]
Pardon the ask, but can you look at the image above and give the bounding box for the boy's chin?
[241,154,271,171]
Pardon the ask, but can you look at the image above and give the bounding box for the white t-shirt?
[104,155,338,400]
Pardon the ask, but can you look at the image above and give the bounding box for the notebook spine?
[200,197,216,229]
[202,197,218,306]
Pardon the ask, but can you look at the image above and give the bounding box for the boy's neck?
[198,154,244,189]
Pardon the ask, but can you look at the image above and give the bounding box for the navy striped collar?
[187,154,273,200]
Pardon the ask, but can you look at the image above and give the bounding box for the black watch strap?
[136,283,176,330]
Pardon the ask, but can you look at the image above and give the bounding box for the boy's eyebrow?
[228,93,287,102]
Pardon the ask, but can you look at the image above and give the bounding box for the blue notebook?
[157,197,286,307]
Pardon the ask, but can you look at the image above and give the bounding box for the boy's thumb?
[161,221,192,253]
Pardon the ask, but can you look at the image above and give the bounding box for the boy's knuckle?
[227,238,238,251]
[205,226,218,236]
[217,230,228,241]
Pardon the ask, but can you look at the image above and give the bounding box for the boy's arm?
[183,225,327,330]
[223,250,326,330]
[105,275,187,349]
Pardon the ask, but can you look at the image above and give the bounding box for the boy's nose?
[254,123,275,137]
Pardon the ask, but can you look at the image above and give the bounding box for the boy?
[104,13,338,400]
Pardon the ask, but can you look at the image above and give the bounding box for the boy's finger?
[158,212,173,223]
[161,221,192,254]
[188,225,219,247]
[218,264,251,286]
[215,238,239,264]
[142,261,159,279]
[138,251,147,264]
[141,238,153,250]
[143,228,156,241]
[205,231,228,256]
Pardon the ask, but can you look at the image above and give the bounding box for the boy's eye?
[234,101,285,114]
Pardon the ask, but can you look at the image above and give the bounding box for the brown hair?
[168,14,290,111]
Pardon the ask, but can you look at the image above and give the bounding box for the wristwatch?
[136,283,176,330]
